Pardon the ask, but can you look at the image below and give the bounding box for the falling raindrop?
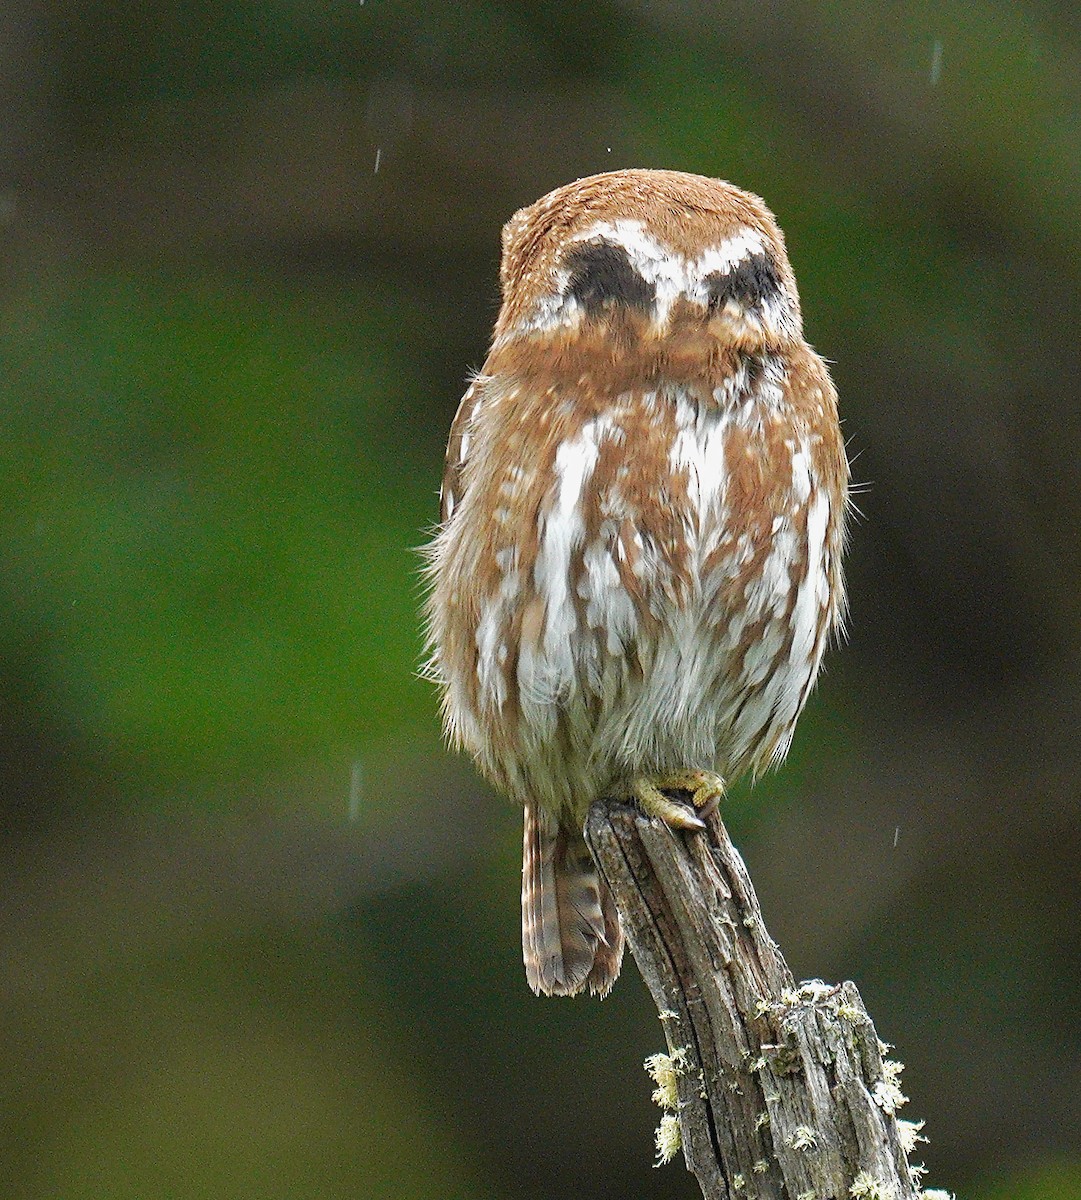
[349,758,365,822]
[929,40,944,86]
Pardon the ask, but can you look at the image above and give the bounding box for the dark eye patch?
[565,240,655,313]
[705,253,781,312]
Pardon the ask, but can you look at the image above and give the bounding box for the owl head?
[493,169,804,354]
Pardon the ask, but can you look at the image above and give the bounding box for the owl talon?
[632,777,707,832]
[632,770,726,831]
[658,769,727,818]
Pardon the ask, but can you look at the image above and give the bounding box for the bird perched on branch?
[424,169,848,998]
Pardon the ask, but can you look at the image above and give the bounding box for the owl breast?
[430,348,846,825]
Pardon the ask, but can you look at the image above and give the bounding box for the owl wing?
[440,380,482,524]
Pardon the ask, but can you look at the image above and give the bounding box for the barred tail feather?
[521,802,624,997]
[586,872,624,998]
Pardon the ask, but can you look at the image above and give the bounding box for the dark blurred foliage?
[0,2,1078,1197]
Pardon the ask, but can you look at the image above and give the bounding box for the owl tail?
[521,801,625,998]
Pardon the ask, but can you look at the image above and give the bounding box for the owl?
[424,169,848,998]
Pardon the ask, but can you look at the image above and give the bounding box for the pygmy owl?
[424,169,848,998]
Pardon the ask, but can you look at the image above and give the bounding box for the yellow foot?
[631,769,726,832]
[658,768,726,819]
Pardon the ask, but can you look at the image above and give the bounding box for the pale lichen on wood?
[585,800,948,1200]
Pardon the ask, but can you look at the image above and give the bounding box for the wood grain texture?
[584,800,922,1200]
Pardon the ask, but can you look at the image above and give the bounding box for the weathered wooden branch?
[585,800,928,1200]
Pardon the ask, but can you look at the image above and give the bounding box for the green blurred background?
[1,2,1078,1197]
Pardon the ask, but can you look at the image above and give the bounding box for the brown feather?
[522,802,622,997]
[586,874,625,998]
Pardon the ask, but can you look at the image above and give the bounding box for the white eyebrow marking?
[497,220,797,343]
[686,230,768,306]
[696,229,768,276]
[570,219,686,320]
[571,221,771,322]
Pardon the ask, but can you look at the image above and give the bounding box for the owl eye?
[705,253,781,313]
[565,241,655,313]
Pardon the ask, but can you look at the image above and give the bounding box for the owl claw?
[632,770,725,832]
[663,768,727,818]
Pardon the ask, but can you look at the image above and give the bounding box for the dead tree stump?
[585,800,932,1200]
